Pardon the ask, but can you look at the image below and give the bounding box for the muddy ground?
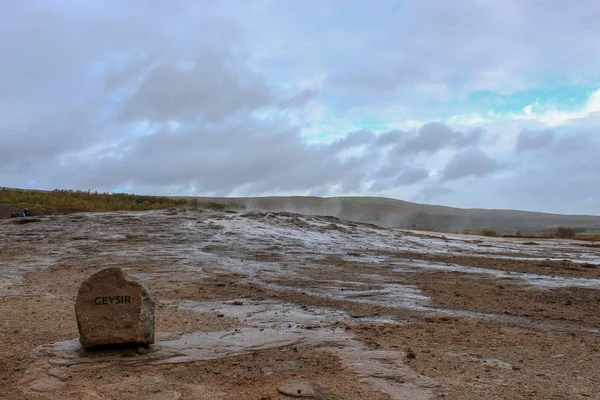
[1,210,599,399]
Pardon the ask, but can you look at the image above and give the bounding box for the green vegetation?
[554,226,576,239]
[499,227,600,241]
[573,232,600,241]
[480,228,498,237]
[0,187,241,215]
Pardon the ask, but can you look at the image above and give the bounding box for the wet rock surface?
[0,209,599,399]
[75,267,155,348]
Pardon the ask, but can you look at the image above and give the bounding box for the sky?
[1,0,600,215]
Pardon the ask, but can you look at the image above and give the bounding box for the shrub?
[480,228,497,237]
[555,226,575,239]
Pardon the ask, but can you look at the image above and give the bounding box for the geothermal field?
[1,209,599,399]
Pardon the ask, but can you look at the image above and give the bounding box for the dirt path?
[1,210,599,399]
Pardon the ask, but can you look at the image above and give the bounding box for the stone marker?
[75,267,155,349]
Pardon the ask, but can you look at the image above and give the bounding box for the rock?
[27,376,65,392]
[75,267,155,348]
[277,379,331,398]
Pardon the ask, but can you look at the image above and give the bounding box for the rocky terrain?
[1,209,599,399]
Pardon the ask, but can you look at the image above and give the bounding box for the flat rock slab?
[277,379,332,398]
[75,267,155,348]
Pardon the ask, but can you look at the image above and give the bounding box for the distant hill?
[194,196,600,234]
[3,186,600,234]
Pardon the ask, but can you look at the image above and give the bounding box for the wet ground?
[1,209,599,399]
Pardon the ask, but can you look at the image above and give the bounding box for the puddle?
[397,261,600,289]
[0,262,55,297]
[31,299,441,399]
[180,300,348,328]
[283,282,431,310]
[179,299,396,327]
[33,328,352,364]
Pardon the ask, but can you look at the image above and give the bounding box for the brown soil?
[1,210,599,399]
[375,249,600,279]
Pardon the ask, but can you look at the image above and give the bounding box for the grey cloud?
[456,127,485,147]
[0,0,252,167]
[377,129,405,146]
[403,122,454,154]
[368,178,393,192]
[0,1,220,111]
[331,129,376,151]
[441,149,501,181]
[368,166,429,191]
[278,89,317,110]
[551,132,594,153]
[372,162,399,180]
[304,0,600,116]
[397,168,430,185]
[406,126,600,213]
[400,122,483,154]
[329,65,429,93]
[119,55,272,123]
[0,109,105,168]
[3,112,600,217]
[515,129,555,153]
[417,185,453,201]
[481,137,600,214]
[105,55,155,91]
[59,119,366,195]
[469,127,600,213]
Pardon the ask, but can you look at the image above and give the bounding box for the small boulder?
[75,267,155,349]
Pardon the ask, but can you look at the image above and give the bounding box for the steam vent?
[75,267,155,349]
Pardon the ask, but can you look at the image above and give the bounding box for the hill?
[193,196,600,234]
[2,187,600,234]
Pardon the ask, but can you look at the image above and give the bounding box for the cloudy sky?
[2,0,600,214]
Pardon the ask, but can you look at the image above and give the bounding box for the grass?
[575,233,600,242]
[487,230,599,242]
[0,187,243,216]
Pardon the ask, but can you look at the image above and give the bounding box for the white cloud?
[509,89,600,126]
